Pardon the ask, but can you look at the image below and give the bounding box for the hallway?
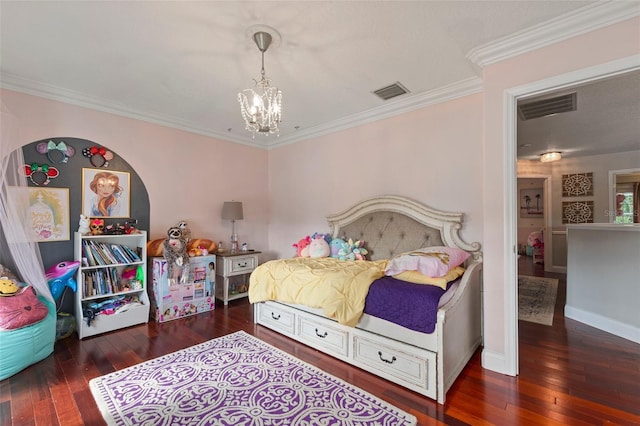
[517,255,639,415]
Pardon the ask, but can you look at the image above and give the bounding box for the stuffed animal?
[309,235,331,258]
[163,226,190,283]
[293,236,311,257]
[311,232,332,245]
[337,238,368,261]
[78,214,91,235]
[330,238,345,258]
[0,277,19,297]
[176,220,192,242]
[90,218,104,235]
[45,261,80,302]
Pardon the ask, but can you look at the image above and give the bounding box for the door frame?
[503,56,640,375]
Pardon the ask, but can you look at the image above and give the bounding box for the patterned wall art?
[562,172,593,197]
[562,201,594,224]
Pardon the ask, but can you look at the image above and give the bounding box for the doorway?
[504,57,640,374]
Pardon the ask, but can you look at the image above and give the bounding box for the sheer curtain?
[0,101,51,302]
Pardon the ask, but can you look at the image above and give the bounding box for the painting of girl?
[82,168,130,218]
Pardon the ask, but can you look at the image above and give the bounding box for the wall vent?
[518,92,577,120]
[373,82,410,100]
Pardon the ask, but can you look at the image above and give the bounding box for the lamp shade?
[221,201,244,220]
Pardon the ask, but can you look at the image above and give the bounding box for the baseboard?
[481,349,515,376]
[565,305,640,344]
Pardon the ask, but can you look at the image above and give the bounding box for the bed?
[250,195,482,404]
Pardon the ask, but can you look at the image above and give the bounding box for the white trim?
[267,77,483,149]
[467,2,640,69]
[0,71,481,150]
[565,306,640,345]
[481,350,507,374]
[0,72,265,149]
[503,89,519,377]
[503,55,640,379]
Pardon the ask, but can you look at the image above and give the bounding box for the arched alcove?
[21,137,150,312]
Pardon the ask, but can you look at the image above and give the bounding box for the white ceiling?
[1,1,638,154]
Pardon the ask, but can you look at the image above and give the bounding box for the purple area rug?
[90,331,417,425]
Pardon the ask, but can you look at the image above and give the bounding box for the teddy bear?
[162,226,190,283]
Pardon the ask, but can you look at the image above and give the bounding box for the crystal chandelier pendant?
[238,31,282,137]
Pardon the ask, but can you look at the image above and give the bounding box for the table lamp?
[221,201,243,252]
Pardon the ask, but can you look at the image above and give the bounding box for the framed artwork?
[82,168,130,218]
[562,201,594,224]
[27,187,70,242]
[519,188,544,218]
[562,172,593,197]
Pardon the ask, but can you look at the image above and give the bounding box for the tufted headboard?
[327,195,482,262]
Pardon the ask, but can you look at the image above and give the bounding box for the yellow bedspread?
[249,257,388,327]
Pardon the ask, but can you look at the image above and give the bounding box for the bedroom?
[1,1,639,424]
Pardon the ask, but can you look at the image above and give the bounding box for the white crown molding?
[0,72,265,149]
[1,71,481,150]
[266,77,483,149]
[467,1,640,69]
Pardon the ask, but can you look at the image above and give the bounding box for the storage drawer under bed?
[298,316,349,357]
[256,302,296,335]
[352,333,436,397]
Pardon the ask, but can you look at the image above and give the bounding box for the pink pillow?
[385,246,470,278]
[0,286,49,330]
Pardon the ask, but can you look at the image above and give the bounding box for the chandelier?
[238,31,282,136]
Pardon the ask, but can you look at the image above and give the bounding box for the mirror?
[608,168,640,223]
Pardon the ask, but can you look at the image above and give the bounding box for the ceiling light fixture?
[238,31,282,137]
[540,152,562,162]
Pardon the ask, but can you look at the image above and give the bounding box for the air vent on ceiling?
[518,92,577,120]
[373,82,410,100]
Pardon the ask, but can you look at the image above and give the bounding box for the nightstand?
[214,251,260,306]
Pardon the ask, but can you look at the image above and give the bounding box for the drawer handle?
[271,312,281,320]
[315,328,328,338]
[378,351,397,364]
[237,262,248,267]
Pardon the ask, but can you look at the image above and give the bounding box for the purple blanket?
[363,276,449,334]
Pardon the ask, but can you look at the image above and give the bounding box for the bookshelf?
[74,231,150,339]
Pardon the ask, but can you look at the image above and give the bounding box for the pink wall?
[267,94,484,260]
[1,89,269,249]
[482,17,640,373]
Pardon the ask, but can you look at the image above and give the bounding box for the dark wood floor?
[2,257,639,425]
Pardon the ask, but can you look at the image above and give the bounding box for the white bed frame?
[253,195,483,404]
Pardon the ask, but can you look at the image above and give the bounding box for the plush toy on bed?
[308,234,331,258]
[329,238,345,258]
[163,226,190,283]
[293,236,311,257]
[337,238,368,261]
